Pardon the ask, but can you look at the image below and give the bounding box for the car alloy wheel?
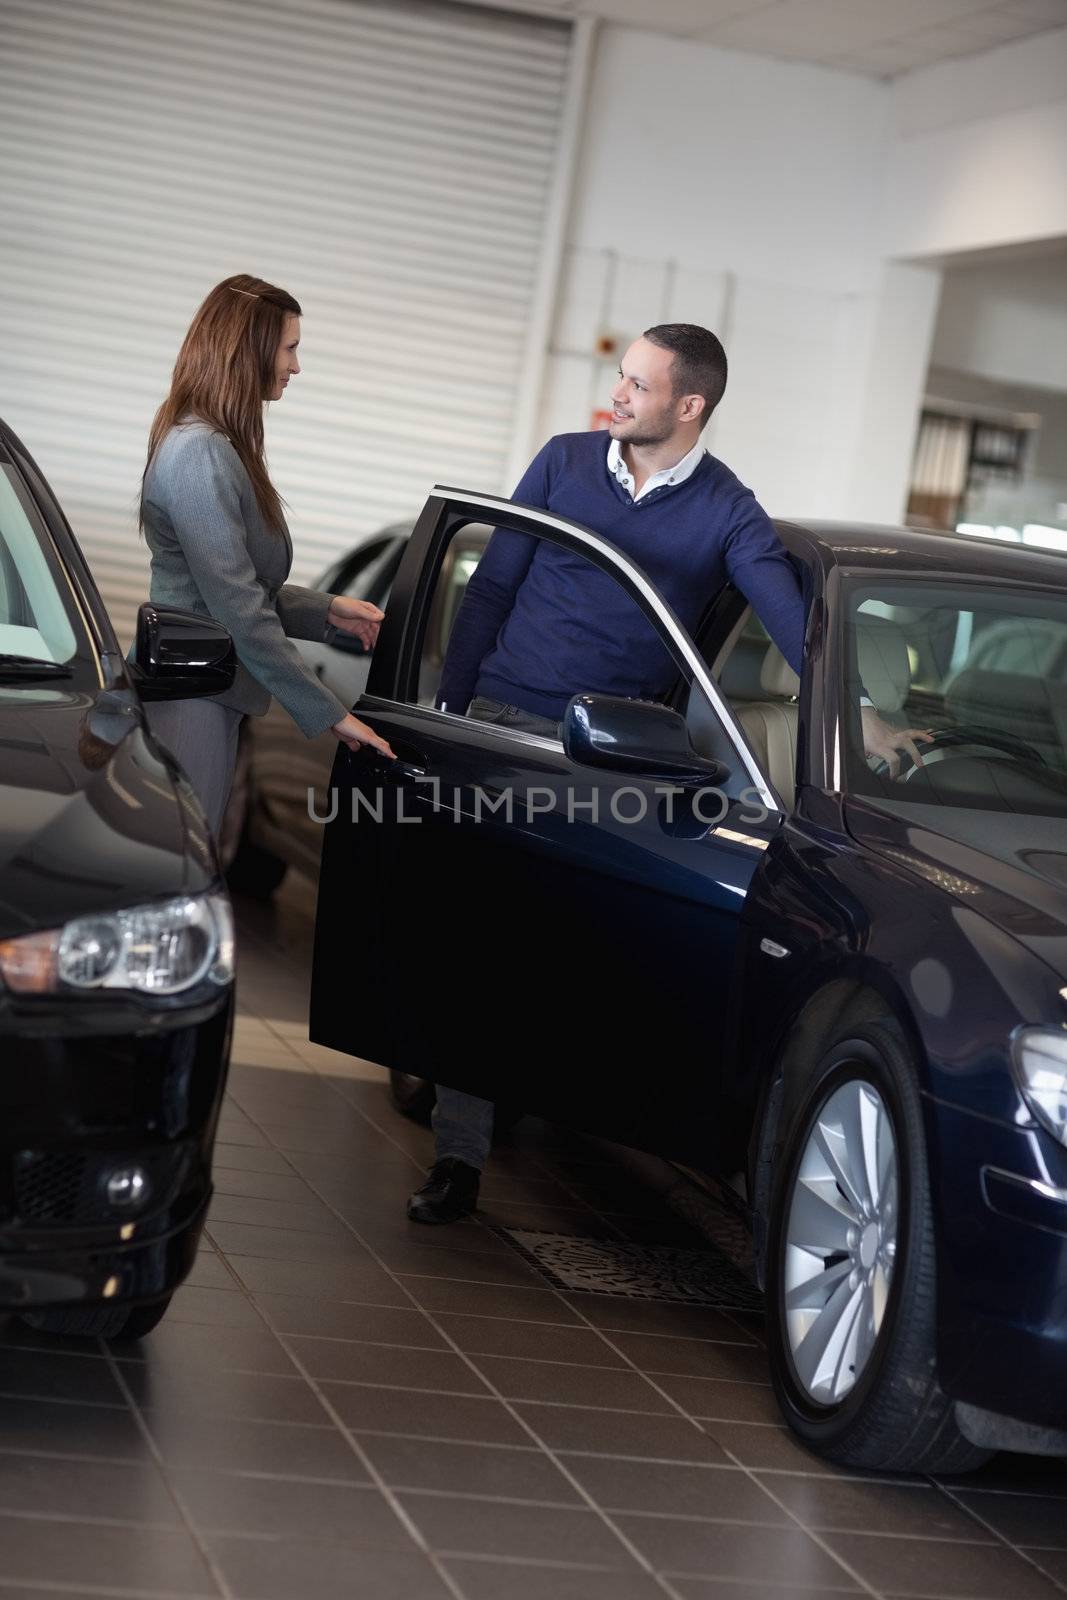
[765,1016,989,1474]
[782,1078,898,1405]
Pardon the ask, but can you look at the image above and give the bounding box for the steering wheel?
[872,724,1046,779]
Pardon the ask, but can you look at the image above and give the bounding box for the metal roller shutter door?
[0,0,573,640]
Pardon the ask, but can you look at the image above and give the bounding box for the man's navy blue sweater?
[438,431,805,722]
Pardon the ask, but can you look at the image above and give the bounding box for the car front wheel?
[765,1018,988,1474]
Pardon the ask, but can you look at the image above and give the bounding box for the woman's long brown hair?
[141,273,301,534]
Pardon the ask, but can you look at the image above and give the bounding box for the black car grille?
[14,1151,92,1224]
[11,1147,190,1227]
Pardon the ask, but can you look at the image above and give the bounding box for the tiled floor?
[1,879,1065,1599]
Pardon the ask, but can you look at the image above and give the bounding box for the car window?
[0,465,79,664]
[413,521,681,719]
[418,528,493,697]
[714,606,775,705]
[439,544,483,650]
[317,531,409,603]
[316,535,409,659]
[843,579,1067,817]
[691,546,811,712]
[401,513,765,803]
[343,540,406,608]
[969,622,1064,680]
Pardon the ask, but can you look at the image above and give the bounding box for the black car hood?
[0,689,208,940]
[845,797,1067,981]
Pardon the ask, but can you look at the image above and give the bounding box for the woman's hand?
[327,596,384,651]
[332,713,396,761]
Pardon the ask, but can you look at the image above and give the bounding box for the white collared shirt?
[606,435,706,501]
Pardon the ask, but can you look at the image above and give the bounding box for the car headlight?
[0,892,235,997]
[1011,1027,1067,1148]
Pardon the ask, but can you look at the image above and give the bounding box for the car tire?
[388,1070,524,1140]
[20,1295,173,1342]
[765,1017,990,1475]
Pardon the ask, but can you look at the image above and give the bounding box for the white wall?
[532,21,1067,527]
[536,26,943,524]
[930,254,1067,393]
[562,29,891,296]
[887,34,1067,536]
[886,28,1067,259]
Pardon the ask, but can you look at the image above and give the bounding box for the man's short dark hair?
[643,323,727,431]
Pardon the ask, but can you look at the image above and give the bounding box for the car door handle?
[352,744,428,782]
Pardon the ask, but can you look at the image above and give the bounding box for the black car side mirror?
[130,604,237,702]
[564,695,728,786]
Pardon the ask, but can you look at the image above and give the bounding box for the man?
[407,323,929,1224]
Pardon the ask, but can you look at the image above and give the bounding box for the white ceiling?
[468,0,1067,78]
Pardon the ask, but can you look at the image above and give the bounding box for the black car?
[312,486,1067,1473]
[0,417,236,1338]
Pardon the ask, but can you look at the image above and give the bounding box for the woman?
[140,272,394,833]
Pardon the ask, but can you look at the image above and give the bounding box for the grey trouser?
[432,695,561,1171]
[148,698,244,836]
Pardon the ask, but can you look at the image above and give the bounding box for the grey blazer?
[141,421,347,737]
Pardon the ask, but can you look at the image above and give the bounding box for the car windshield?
[842,576,1067,818]
[0,464,80,666]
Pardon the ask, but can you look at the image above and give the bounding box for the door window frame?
[365,488,784,815]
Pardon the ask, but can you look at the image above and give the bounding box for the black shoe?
[407,1158,480,1225]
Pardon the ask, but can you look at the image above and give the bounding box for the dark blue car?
[311,488,1067,1474]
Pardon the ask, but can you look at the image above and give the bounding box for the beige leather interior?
[856,615,911,712]
[735,644,800,807]
[727,615,915,808]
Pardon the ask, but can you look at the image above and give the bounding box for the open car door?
[310,489,786,1164]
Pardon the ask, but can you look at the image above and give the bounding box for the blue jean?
[432,1086,497,1173]
[431,696,561,1170]
[467,695,562,741]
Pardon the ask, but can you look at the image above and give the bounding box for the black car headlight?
[1011,1026,1067,1149]
[0,892,235,997]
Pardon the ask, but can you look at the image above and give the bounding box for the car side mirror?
[563,695,728,786]
[130,604,236,701]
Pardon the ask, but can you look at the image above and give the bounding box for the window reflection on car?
[843,582,1067,815]
[0,464,80,669]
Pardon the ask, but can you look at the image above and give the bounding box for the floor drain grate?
[492,1228,764,1311]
